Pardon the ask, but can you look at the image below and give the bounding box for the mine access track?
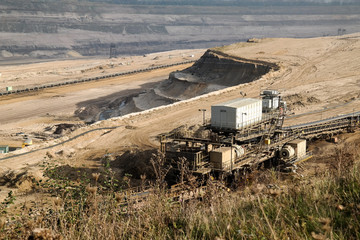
[0,60,195,97]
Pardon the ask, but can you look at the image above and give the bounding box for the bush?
[0,157,359,239]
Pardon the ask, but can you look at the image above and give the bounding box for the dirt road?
[0,64,193,125]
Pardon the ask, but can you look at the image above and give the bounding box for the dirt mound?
[110,149,157,179]
[0,50,13,58]
[52,123,84,135]
[75,94,141,122]
[75,105,103,122]
[133,89,176,110]
[157,78,210,100]
[0,169,43,192]
[179,50,270,86]
[307,96,321,104]
[283,93,321,111]
[66,50,82,58]
[170,124,210,139]
[55,148,76,158]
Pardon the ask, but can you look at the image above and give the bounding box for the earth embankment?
[80,50,274,121]
[158,50,272,99]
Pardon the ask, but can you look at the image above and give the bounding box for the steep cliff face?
[184,50,270,85]
[157,50,272,99]
[77,50,276,122]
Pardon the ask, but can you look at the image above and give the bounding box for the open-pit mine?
[0,33,360,204]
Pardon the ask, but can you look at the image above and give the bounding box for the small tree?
[150,151,171,190]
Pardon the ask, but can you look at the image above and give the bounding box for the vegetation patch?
[0,146,359,239]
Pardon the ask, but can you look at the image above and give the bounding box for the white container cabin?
[211,98,262,130]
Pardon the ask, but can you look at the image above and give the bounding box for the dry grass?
[0,148,359,239]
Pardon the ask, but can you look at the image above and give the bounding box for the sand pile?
[133,89,175,110]
[170,124,210,139]
[283,93,321,111]
[0,168,43,193]
[110,149,157,179]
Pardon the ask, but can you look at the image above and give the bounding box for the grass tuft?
[0,152,359,239]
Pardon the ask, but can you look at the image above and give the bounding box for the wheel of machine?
[280,145,295,159]
[233,145,245,158]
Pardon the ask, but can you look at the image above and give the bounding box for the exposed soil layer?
[110,149,157,179]
[1,2,359,62]
[159,50,271,98]
[79,50,272,122]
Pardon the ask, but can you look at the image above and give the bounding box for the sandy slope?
[1,34,360,200]
[0,49,204,141]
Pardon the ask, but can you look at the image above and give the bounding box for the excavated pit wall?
[79,50,276,122]
[158,50,273,100]
[182,50,272,86]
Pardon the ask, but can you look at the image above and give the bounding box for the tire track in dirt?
[0,126,119,161]
[289,38,358,86]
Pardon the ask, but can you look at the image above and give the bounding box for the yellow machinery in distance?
[22,138,32,148]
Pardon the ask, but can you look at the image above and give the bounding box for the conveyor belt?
[282,111,360,130]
